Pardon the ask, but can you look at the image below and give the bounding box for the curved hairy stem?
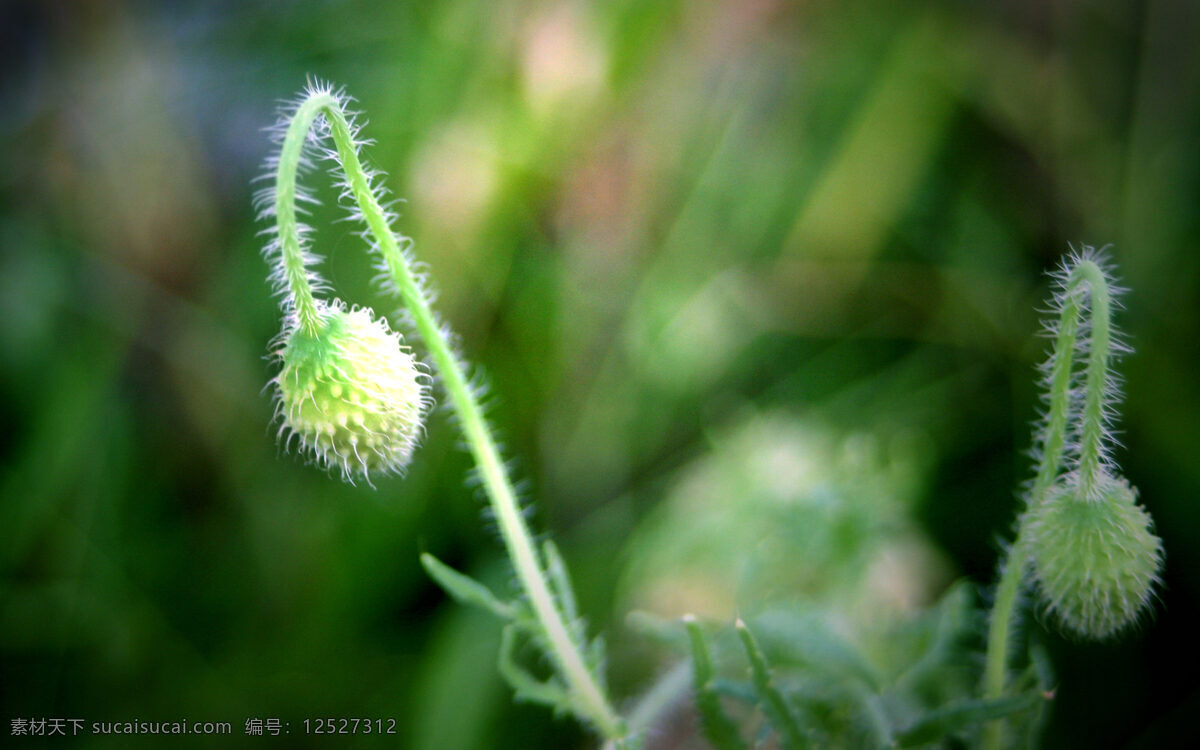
[272,84,624,741]
[1071,261,1113,497]
[982,253,1114,749]
[272,92,329,335]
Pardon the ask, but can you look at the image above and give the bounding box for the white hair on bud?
[272,299,430,483]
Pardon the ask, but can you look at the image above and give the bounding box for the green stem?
[273,92,330,335]
[1032,275,1084,502]
[274,88,624,741]
[1072,261,1112,497]
[981,256,1111,749]
[980,535,1027,750]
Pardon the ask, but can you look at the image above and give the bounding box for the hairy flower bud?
[273,300,427,481]
[1027,475,1163,639]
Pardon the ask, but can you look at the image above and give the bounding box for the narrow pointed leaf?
[736,619,809,749]
[542,540,580,626]
[497,624,572,710]
[896,693,1044,747]
[685,617,747,750]
[421,553,514,621]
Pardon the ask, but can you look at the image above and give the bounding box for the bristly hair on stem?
[1029,246,1131,503]
[1022,248,1162,640]
[982,246,1163,750]
[259,80,627,743]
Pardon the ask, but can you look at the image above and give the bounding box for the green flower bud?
[273,300,427,481]
[1027,475,1163,639]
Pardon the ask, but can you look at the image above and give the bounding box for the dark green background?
[2,0,1198,747]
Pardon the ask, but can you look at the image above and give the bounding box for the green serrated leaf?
[711,677,758,705]
[1029,642,1055,692]
[895,693,1044,747]
[542,540,580,626]
[627,610,690,651]
[421,553,514,621]
[1013,641,1055,748]
[895,580,975,696]
[685,617,747,750]
[735,620,809,750]
[497,624,572,711]
[588,634,609,691]
[851,685,895,749]
[752,610,882,691]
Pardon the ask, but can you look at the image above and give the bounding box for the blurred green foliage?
[2,0,1199,747]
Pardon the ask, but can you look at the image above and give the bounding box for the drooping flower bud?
[1027,474,1163,639]
[274,300,427,481]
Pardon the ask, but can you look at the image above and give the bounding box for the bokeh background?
[2,0,1199,747]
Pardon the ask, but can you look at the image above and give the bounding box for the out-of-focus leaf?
[751,609,882,691]
[685,617,747,750]
[735,619,809,749]
[895,692,1044,747]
